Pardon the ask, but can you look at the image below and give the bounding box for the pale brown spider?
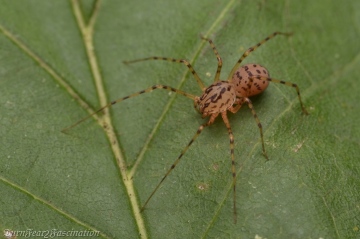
[63,32,308,223]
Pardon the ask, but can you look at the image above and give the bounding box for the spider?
[63,32,308,223]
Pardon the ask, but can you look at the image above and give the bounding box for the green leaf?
[1,0,359,238]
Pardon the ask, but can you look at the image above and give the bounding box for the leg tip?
[199,33,209,41]
[61,128,70,134]
[263,152,269,161]
[282,32,294,37]
[302,108,309,115]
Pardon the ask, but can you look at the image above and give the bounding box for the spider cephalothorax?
[195,81,237,117]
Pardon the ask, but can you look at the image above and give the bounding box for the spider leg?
[221,111,237,223]
[124,57,205,90]
[249,76,308,114]
[244,98,269,160]
[62,85,196,132]
[141,114,218,212]
[201,36,223,82]
[227,32,292,80]
[228,98,245,114]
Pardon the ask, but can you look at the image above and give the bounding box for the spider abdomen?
[231,63,270,97]
[197,81,236,115]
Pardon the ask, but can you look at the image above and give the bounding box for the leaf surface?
[0,0,359,238]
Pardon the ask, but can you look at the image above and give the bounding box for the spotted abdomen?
[231,63,270,97]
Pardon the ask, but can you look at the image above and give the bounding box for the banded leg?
[62,85,196,132]
[201,36,223,82]
[220,112,237,223]
[249,76,308,114]
[141,119,213,212]
[227,32,293,80]
[123,57,205,90]
[244,98,269,160]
